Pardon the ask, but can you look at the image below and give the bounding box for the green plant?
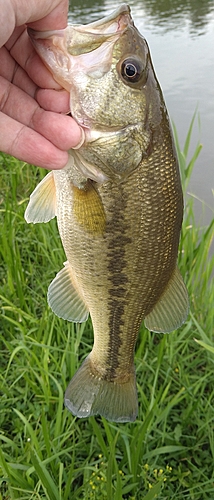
[0,116,213,499]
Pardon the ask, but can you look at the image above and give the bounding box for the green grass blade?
[30,450,60,500]
[194,339,214,355]
[142,480,163,500]
[0,114,214,500]
[183,108,198,158]
[90,417,109,457]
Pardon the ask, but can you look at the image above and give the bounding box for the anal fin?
[25,171,56,223]
[48,261,89,322]
[144,266,189,333]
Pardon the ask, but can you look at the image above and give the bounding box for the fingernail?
[72,127,85,149]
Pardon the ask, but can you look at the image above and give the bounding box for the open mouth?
[27,5,133,49]
[27,5,134,89]
[71,4,132,35]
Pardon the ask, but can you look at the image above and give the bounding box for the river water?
[69,0,214,226]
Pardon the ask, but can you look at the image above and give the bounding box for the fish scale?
[25,5,189,422]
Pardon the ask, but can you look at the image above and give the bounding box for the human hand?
[0,0,83,169]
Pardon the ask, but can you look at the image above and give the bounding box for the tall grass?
[0,119,213,500]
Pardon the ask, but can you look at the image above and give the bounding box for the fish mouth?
[28,5,132,38]
[68,4,132,37]
[27,5,136,146]
[27,5,133,56]
[27,5,134,92]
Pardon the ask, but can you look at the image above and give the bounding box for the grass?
[0,118,214,500]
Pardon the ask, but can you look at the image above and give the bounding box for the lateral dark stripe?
[104,185,131,381]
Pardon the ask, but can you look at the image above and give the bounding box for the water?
[68,0,214,226]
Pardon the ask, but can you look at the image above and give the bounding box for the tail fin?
[64,355,138,423]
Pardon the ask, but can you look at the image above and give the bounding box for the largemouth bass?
[25,5,189,422]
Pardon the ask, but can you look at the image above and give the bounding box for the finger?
[0,46,17,81]
[32,111,83,151]
[36,88,70,113]
[0,112,69,169]
[0,45,70,109]
[8,29,62,89]
[0,1,68,46]
[0,76,82,150]
[0,45,38,98]
[27,0,69,30]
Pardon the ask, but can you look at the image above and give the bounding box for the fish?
[25,4,189,422]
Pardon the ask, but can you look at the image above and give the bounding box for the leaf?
[30,450,60,500]
[142,480,163,500]
[144,445,186,460]
[194,339,214,355]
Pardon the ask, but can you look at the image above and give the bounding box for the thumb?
[0,0,68,47]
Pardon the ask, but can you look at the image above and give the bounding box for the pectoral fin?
[48,261,89,322]
[24,171,56,223]
[73,180,106,235]
[144,267,189,333]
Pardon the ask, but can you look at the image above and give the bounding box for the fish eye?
[121,58,143,83]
